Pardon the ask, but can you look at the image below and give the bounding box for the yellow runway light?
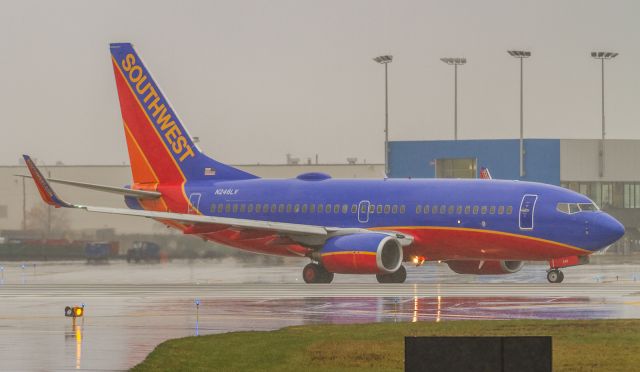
[65,305,85,318]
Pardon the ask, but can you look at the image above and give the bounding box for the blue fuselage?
[160,177,625,255]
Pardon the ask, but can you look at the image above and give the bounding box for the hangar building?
[389,138,640,250]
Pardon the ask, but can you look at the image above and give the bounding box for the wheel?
[547,269,564,283]
[320,271,334,284]
[392,265,407,283]
[303,263,333,284]
[376,265,407,284]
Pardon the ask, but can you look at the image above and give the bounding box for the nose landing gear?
[547,269,564,283]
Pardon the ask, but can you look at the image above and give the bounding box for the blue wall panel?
[389,139,560,185]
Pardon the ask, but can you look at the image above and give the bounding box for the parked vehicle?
[127,241,161,263]
[85,242,112,263]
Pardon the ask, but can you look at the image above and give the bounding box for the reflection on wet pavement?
[0,260,639,370]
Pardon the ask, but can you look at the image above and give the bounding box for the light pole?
[440,58,467,140]
[373,55,393,176]
[507,50,531,178]
[591,51,618,178]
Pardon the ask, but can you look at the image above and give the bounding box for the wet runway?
[0,260,639,371]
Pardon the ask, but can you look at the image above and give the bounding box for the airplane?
[22,42,625,284]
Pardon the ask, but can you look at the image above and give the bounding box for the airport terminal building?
[389,138,640,248]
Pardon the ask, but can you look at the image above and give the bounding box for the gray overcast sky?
[1,0,639,166]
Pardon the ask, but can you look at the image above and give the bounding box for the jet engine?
[446,260,524,275]
[315,233,403,274]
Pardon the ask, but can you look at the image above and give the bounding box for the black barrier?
[405,336,551,372]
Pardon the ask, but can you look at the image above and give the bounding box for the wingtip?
[22,155,73,208]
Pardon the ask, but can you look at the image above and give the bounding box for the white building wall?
[560,139,640,182]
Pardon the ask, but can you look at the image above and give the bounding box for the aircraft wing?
[22,155,413,243]
[14,174,161,199]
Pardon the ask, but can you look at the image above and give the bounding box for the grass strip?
[132,319,640,371]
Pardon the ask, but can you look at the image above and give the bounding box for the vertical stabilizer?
[110,43,257,184]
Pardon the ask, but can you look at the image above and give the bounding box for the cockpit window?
[578,203,598,211]
[557,202,599,214]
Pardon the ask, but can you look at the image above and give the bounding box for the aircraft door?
[358,200,371,223]
[519,194,538,230]
[188,193,202,214]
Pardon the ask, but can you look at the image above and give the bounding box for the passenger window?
[448,205,454,214]
[416,205,422,214]
[369,205,375,213]
[473,206,479,214]
[498,206,504,215]
[440,205,446,214]
[294,204,300,213]
[270,204,277,213]
[263,203,269,213]
[256,204,262,213]
[481,206,487,214]
[286,204,292,213]
[392,205,398,214]
[464,206,470,214]
[210,204,216,213]
[225,204,231,213]
[309,204,314,213]
[326,204,332,214]
[375,205,381,214]
[351,204,357,213]
[506,206,513,214]
[248,204,254,213]
[362,204,369,213]
[233,204,239,213]
[400,205,405,214]
[456,205,462,214]
[318,204,323,214]
[302,204,308,213]
[342,204,348,214]
[278,204,284,213]
[333,204,340,214]
[217,204,223,214]
[240,204,246,213]
[384,205,390,214]
[424,205,430,214]
[432,206,438,215]
[490,206,496,214]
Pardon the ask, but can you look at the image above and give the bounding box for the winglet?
[479,167,492,180]
[22,155,74,208]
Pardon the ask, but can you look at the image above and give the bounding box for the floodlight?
[591,51,618,60]
[373,55,393,64]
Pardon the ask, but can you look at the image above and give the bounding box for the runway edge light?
[65,304,85,318]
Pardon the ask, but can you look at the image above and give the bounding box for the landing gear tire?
[303,263,334,284]
[547,269,564,283]
[376,265,407,284]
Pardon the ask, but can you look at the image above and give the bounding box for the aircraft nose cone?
[597,214,625,247]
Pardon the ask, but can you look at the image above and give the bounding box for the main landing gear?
[303,263,334,284]
[547,269,564,284]
[376,265,407,284]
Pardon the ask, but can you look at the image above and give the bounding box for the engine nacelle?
[316,233,403,274]
[446,260,524,275]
